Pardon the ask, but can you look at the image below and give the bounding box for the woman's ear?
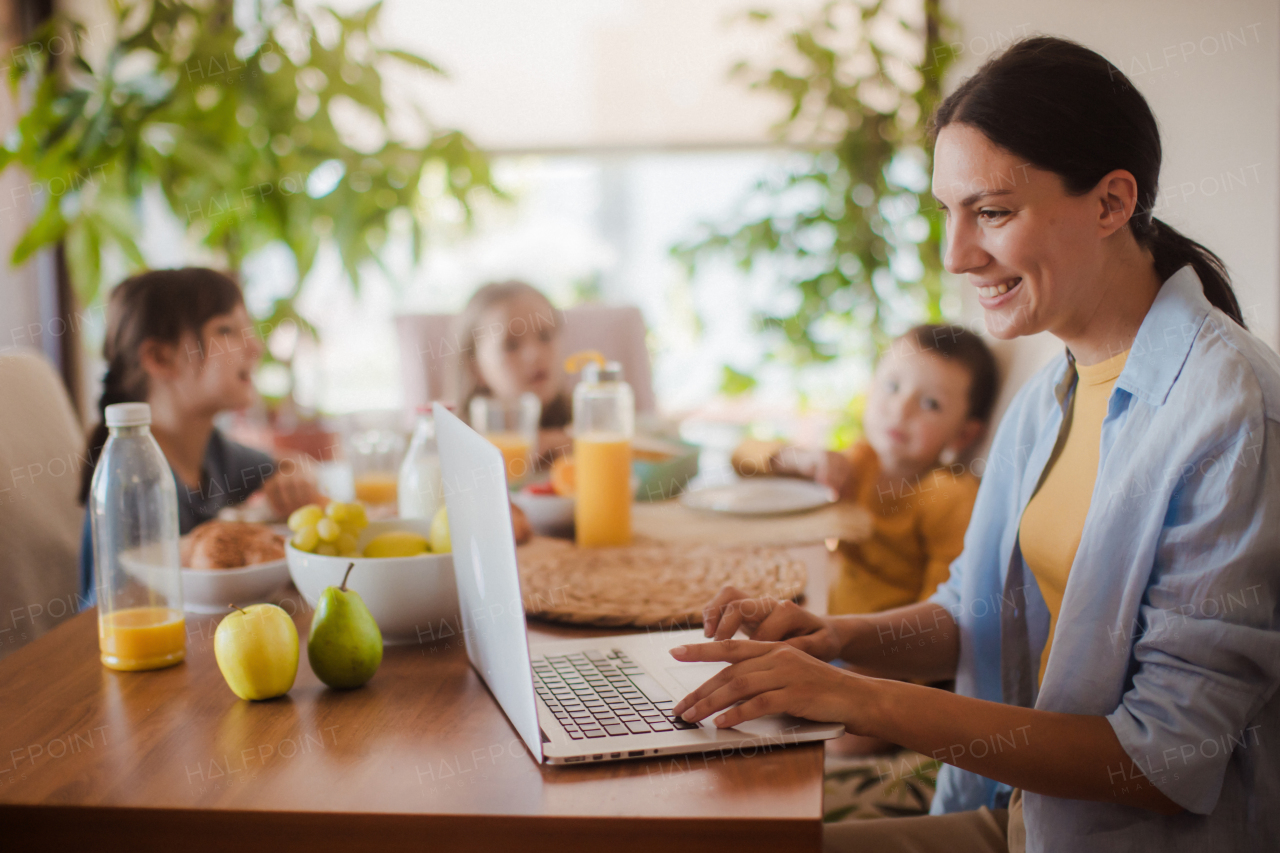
[137,338,178,381]
[1096,169,1140,237]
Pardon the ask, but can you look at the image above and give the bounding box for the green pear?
[307,563,383,689]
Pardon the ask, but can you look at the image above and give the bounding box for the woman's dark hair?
[901,324,999,423]
[930,36,1243,327]
[79,268,244,503]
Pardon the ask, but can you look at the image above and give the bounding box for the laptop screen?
[433,403,543,762]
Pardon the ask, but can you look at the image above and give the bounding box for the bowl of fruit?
[510,456,575,535]
[285,502,457,645]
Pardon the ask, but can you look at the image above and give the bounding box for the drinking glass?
[469,393,542,485]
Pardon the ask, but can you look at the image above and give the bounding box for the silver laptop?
[433,403,844,765]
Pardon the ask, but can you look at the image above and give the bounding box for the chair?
[395,302,657,415]
[0,348,85,660]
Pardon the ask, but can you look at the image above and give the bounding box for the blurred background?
[2,0,1277,449]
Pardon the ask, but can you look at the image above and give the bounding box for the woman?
[79,268,322,594]
[454,280,572,459]
[671,37,1279,852]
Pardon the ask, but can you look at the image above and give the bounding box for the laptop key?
[583,729,607,739]
[648,722,674,732]
[604,725,629,736]
[624,720,652,734]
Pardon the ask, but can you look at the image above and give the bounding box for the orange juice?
[574,433,632,547]
[487,431,533,483]
[354,472,398,505]
[99,607,186,671]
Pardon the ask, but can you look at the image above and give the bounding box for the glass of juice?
[570,359,635,547]
[346,427,406,515]
[469,393,542,485]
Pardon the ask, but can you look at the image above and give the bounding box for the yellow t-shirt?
[732,439,978,615]
[1019,349,1129,685]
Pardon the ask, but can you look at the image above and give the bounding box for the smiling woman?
[674,36,1280,853]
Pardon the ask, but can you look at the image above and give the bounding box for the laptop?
[433,403,844,765]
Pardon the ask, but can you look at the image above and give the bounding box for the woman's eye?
[886,380,899,393]
[922,397,940,412]
[978,209,1010,222]
[503,337,520,353]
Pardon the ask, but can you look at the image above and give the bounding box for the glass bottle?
[398,406,444,520]
[570,354,634,547]
[90,402,185,671]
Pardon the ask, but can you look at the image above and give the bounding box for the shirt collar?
[1029,264,1209,408]
[1116,264,1211,407]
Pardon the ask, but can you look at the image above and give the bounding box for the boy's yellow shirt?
[731,439,979,615]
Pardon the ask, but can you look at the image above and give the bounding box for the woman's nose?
[943,217,989,275]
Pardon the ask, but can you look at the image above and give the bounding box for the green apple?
[214,604,299,701]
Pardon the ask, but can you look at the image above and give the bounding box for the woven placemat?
[516,536,807,629]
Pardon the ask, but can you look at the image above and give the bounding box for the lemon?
[429,506,451,554]
[363,531,430,558]
[288,504,324,533]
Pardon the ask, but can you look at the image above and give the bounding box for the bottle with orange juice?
[568,352,634,547]
[89,403,186,671]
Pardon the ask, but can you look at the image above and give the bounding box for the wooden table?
[0,539,841,851]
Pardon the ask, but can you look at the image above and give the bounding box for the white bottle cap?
[105,402,152,428]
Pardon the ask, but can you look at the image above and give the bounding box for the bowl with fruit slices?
[285,502,458,644]
[510,455,575,535]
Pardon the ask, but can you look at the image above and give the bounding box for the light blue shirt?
[929,265,1280,852]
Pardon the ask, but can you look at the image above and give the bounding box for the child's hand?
[261,458,325,519]
[812,450,855,498]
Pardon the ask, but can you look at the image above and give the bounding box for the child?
[454,280,572,459]
[733,323,998,616]
[78,268,323,594]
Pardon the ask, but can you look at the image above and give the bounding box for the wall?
[946,0,1280,437]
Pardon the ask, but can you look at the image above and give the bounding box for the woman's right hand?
[700,585,844,662]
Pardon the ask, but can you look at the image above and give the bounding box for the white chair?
[395,302,657,415]
[0,348,85,660]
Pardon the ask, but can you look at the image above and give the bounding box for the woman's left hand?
[670,639,869,730]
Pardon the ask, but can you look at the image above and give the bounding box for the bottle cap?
[581,360,624,383]
[105,402,152,428]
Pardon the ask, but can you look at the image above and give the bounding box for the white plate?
[181,558,292,614]
[679,478,837,516]
[510,490,575,535]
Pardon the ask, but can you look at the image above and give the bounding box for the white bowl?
[182,559,291,614]
[510,490,574,535]
[285,518,458,645]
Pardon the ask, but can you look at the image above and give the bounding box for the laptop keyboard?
[532,649,700,740]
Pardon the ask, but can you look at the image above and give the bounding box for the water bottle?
[397,407,443,519]
[89,402,185,671]
[568,352,634,547]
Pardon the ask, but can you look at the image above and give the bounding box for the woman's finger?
[670,638,776,664]
[678,668,785,724]
[670,652,777,716]
[701,585,748,637]
[749,600,812,642]
[713,596,781,641]
[711,689,789,729]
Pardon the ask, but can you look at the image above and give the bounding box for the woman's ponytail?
[1139,217,1244,328]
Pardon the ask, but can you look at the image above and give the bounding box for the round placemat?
[516,536,807,629]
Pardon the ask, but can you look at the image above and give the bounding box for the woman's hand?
[261,457,325,518]
[670,639,866,730]
[701,585,843,661]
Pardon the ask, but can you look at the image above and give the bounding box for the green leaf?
[380,49,445,76]
[720,365,758,397]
